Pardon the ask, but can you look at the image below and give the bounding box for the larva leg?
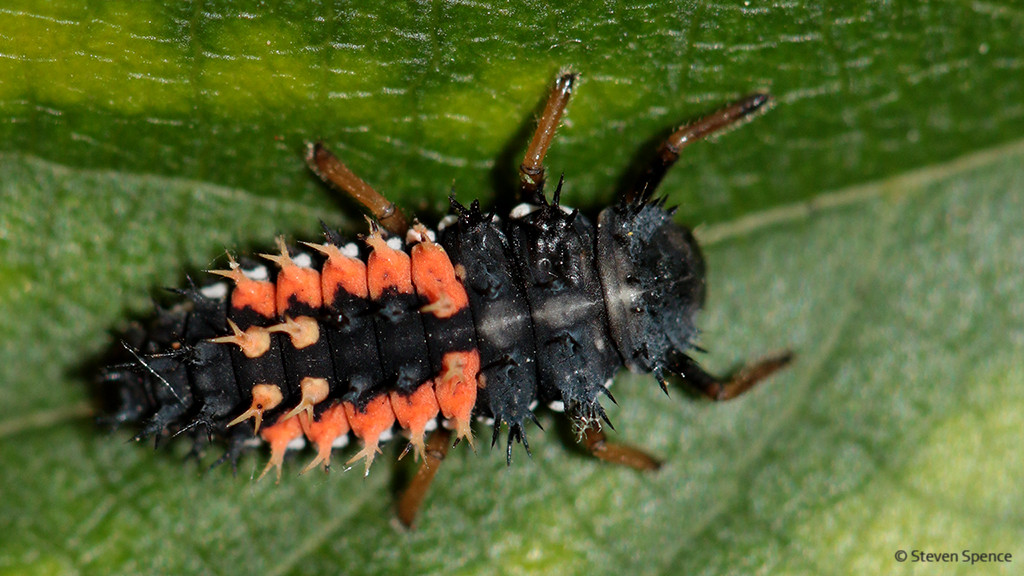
[671,351,793,402]
[583,351,792,470]
[396,427,452,528]
[518,72,576,203]
[582,428,661,471]
[305,142,410,236]
[628,92,773,204]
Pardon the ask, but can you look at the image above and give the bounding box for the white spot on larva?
[241,264,269,281]
[438,214,457,232]
[528,399,539,411]
[385,237,403,251]
[548,400,565,412]
[608,282,642,315]
[243,437,263,449]
[331,434,350,449]
[533,295,600,329]
[342,243,360,258]
[424,419,438,432]
[477,303,529,348]
[379,428,394,443]
[200,282,229,300]
[476,415,496,426]
[286,437,307,451]
[604,378,614,390]
[510,202,573,218]
[405,226,437,244]
[293,252,313,268]
[510,202,539,219]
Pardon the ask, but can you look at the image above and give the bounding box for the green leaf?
[0,2,1021,575]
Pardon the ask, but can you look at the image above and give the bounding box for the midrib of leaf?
[0,402,92,439]
[697,137,1024,246]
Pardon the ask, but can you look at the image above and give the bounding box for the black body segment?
[279,334,335,403]
[273,256,338,416]
[319,246,385,407]
[419,306,476,372]
[439,201,539,450]
[188,340,241,427]
[596,201,705,378]
[179,289,240,429]
[324,294,383,406]
[372,288,434,395]
[226,299,288,418]
[507,202,619,426]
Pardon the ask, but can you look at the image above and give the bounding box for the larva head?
[596,200,706,378]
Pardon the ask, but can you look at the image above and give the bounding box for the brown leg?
[305,142,409,236]
[581,351,791,471]
[519,72,577,202]
[671,350,793,402]
[629,93,773,204]
[582,427,662,471]
[396,427,452,528]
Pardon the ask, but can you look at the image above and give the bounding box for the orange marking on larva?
[434,350,480,448]
[209,254,276,319]
[366,228,413,298]
[263,236,323,314]
[209,319,271,358]
[389,383,441,462]
[232,280,277,319]
[266,316,320,349]
[410,229,468,319]
[282,376,330,428]
[419,294,455,318]
[344,395,397,476]
[258,414,304,482]
[301,402,351,474]
[227,383,283,434]
[302,241,369,302]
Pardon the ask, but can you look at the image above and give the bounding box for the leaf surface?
[0,2,1021,575]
